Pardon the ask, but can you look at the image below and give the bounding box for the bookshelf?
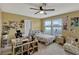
[12,38,38,55]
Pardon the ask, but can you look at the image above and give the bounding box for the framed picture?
[71,17,79,27]
[63,16,68,30]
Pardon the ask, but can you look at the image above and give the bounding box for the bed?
[35,33,55,45]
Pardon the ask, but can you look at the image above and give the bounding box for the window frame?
[43,18,63,36]
[43,20,52,34]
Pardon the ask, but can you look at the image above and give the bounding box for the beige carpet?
[33,43,72,55]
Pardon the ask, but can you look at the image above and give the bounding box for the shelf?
[28,49,34,55]
[14,45,22,48]
[33,42,38,46]
[16,52,22,55]
[28,43,33,49]
[29,48,33,50]
[23,50,28,53]
[14,46,22,54]
[34,46,38,48]
[33,47,38,52]
[23,51,28,55]
[22,40,28,44]
[12,38,38,55]
[23,43,28,45]
[23,45,28,52]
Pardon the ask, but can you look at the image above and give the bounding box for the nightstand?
[56,36,66,45]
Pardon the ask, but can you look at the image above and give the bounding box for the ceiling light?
[39,11,44,14]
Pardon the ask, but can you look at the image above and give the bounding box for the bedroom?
[0,3,79,55]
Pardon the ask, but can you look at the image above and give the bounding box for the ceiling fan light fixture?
[39,11,44,14]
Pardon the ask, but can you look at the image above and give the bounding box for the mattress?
[35,33,55,45]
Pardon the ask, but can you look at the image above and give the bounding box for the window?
[43,18,63,36]
[52,19,63,36]
[44,20,51,26]
[52,19,63,26]
[52,27,62,36]
[44,27,51,34]
[44,20,51,34]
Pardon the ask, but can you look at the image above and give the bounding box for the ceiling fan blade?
[44,11,47,15]
[40,6,43,10]
[43,9,55,11]
[34,11,40,14]
[30,8,40,10]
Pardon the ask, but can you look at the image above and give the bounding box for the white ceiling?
[0,3,79,18]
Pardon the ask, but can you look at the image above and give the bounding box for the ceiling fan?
[30,3,55,15]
